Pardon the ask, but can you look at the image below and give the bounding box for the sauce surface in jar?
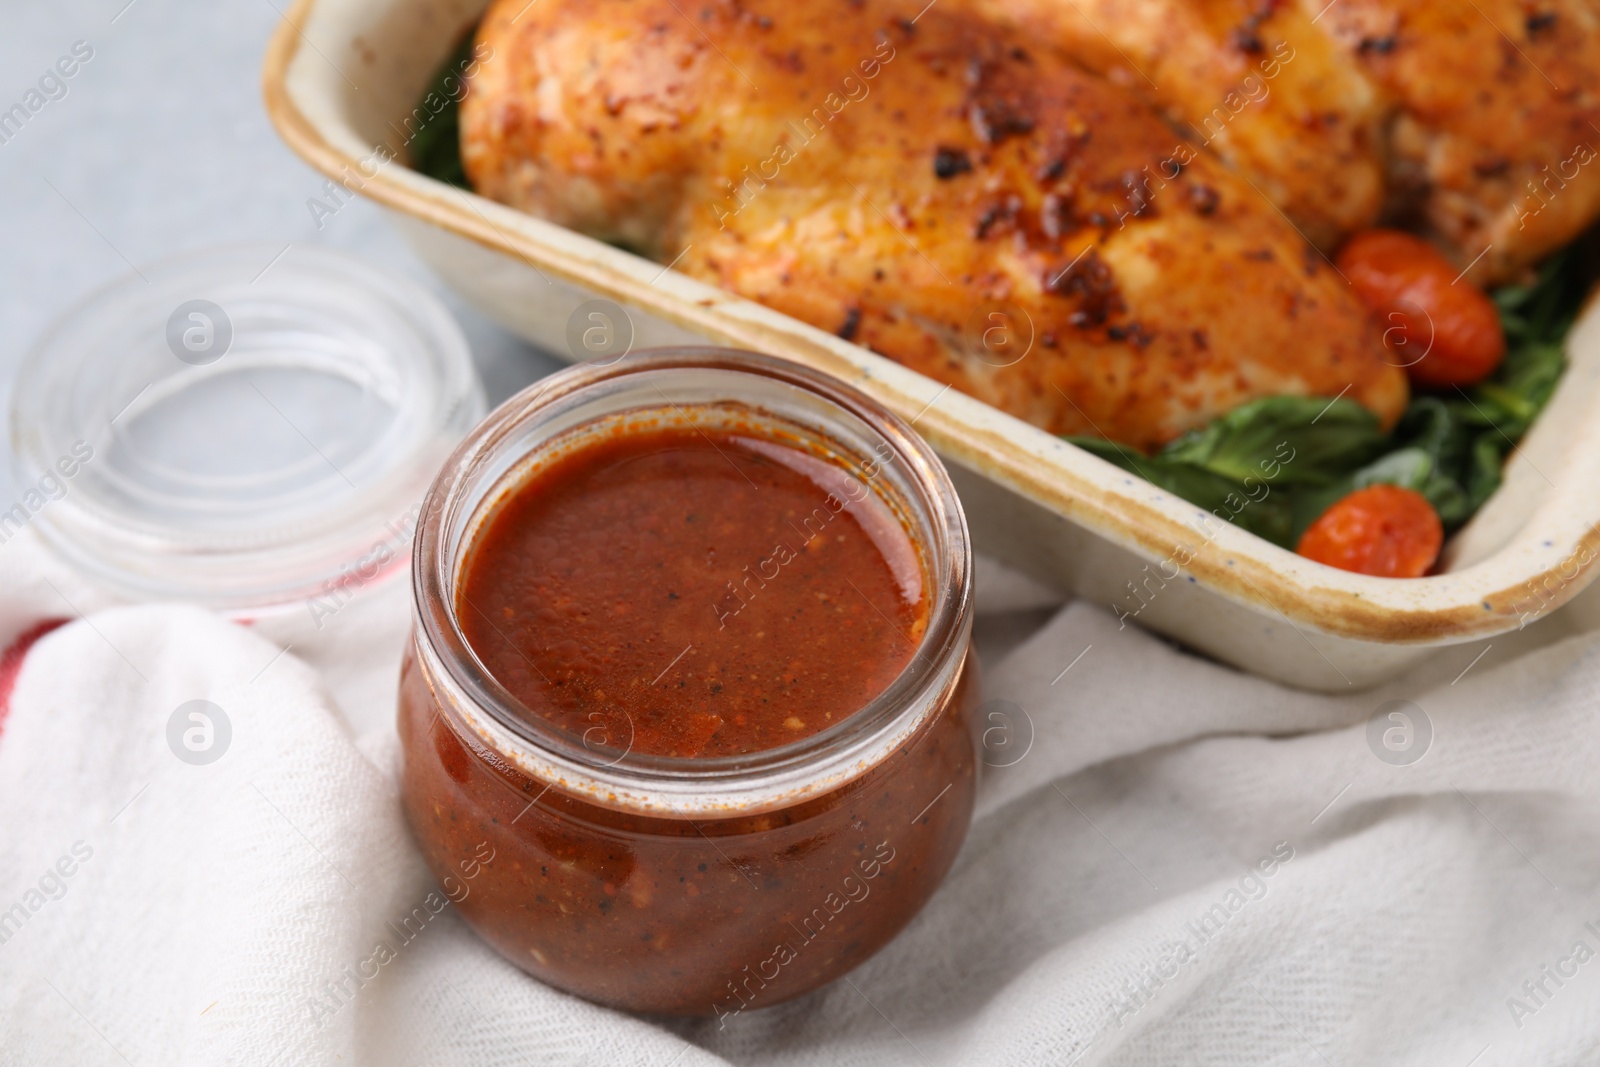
[457,421,927,757]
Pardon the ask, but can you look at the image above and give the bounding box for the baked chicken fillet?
[461,0,1407,450]
[965,0,1600,283]
[963,0,1390,251]
[1315,0,1600,284]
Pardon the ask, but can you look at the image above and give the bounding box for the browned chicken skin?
[968,0,1600,283]
[1317,0,1600,284]
[962,0,1390,250]
[462,0,1406,449]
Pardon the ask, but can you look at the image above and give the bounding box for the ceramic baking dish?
[262,0,1600,690]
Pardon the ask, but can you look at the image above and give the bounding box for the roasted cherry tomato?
[1337,229,1506,388]
[1296,484,1443,578]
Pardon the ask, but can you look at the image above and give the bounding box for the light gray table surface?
[0,0,564,506]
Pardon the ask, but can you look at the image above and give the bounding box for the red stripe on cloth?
[0,619,70,739]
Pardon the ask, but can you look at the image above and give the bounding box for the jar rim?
[411,347,973,816]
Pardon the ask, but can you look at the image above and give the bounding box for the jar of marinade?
[399,347,977,1017]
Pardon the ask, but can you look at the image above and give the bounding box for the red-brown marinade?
[399,643,975,1016]
[399,354,976,1018]
[455,424,928,759]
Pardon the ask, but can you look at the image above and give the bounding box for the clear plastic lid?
[9,244,485,612]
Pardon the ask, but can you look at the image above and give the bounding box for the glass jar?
[398,348,976,1017]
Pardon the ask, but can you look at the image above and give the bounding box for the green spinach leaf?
[1067,436,1298,546]
[410,34,474,190]
[1158,396,1387,487]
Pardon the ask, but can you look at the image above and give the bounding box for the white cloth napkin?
[3,527,1600,1066]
